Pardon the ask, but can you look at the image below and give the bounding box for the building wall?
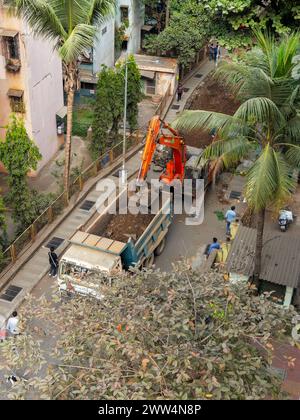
[24,29,64,170]
[116,0,144,54]
[0,7,64,173]
[156,72,176,96]
[93,18,115,72]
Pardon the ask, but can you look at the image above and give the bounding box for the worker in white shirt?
[6,311,19,336]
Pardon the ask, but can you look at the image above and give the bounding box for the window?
[120,6,129,23]
[101,26,107,35]
[7,89,25,113]
[146,78,156,95]
[2,35,20,60]
[81,82,96,91]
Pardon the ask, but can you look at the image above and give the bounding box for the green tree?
[201,0,300,50]
[91,65,124,157]
[121,56,143,133]
[7,0,117,199]
[173,31,300,283]
[91,57,142,157]
[0,115,42,231]
[0,266,296,399]
[144,1,211,69]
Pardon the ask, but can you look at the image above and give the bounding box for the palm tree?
[7,0,116,198]
[173,31,300,283]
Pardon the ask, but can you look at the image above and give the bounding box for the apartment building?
[79,0,145,95]
[0,4,64,173]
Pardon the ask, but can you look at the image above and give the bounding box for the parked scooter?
[278,209,293,232]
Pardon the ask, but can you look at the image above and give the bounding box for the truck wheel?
[154,237,166,256]
[144,253,155,268]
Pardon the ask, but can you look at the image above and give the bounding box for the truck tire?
[143,253,155,268]
[154,237,166,256]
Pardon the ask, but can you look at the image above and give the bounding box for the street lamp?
[120,49,128,186]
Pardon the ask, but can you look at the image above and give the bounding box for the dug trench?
[181,74,240,148]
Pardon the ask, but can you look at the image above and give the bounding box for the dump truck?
[58,191,173,299]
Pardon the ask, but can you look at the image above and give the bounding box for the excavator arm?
[137,115,186,186]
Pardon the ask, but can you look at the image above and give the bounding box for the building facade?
[0,4,64,173]
[79,0,145,96]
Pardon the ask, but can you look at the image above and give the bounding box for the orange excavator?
[137,115,187,186]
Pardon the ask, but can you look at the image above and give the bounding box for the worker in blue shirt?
[208,237,221,255]
[225,206,237,236]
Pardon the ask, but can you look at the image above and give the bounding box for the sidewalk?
[0,57,215,320]
[165,59,215,124]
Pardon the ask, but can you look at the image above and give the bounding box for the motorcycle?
[278,209,293,232]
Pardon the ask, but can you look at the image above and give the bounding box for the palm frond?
[282,144,300,168]
[275,32,300,78]
[271,151,296,208]
[59,24,96,62]
[203,137,253,164]
[172,110,241,134]
[283,114,300,142]
[245,144,295,211]
[234,97,285,130]
[6,0,66,40]
[87,0,117,27]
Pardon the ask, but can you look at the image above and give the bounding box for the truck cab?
[58,232,126,299]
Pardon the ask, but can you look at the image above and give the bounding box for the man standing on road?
[48,247,58,277]
[225,206,237,237]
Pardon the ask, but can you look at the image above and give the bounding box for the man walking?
[208,42,214,61]
[177,83,183,101]
[225,206,237,237]
[48,246,58,277]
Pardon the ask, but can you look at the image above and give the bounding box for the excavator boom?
[137,115,186,186]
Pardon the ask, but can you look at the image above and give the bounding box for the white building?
[79,0,145,93]
[0,5,64,174]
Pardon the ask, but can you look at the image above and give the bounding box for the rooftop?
[133,54,178,74]
[226,226,300,289]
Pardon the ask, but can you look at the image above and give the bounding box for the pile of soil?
[182,75,240,149]
[102,213,155,243]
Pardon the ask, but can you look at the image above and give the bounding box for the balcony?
[5,58,21,73]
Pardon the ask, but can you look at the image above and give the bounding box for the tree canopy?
[0,265,296,400]
[0,115,54,232]
[91,56,142,157]
[144,1,211,68]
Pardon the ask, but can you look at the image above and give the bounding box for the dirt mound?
[102,213,155,243]
[182,75,240,149]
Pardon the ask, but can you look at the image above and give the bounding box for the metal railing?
[0,82,174,276]
[0,131,142,275]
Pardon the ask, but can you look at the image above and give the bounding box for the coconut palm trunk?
[64,89,75,198]
[253,208,265,289]
[7,0,117,198]
[63,61,78,198]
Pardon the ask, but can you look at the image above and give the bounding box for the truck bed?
[90,212,155,243]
